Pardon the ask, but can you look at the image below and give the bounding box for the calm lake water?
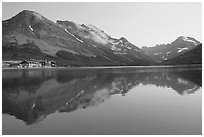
[2,66,202,135]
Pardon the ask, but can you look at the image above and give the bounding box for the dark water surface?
[2,66,202,135]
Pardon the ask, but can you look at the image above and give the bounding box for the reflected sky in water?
[2,67,202,135]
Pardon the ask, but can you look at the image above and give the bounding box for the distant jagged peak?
[176,36,200,45]
[178,36,188,40]
[119,37,129,44]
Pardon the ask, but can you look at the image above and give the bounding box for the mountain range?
[142,36,201,62]
[2,10,202,66]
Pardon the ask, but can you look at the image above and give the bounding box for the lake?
[2,66,202,135]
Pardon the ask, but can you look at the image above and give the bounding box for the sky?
[2,2,202,47]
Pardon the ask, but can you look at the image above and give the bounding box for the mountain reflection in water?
[2,67,202,125]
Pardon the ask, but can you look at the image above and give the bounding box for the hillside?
[162,44,202,65]
[2,10,155,66]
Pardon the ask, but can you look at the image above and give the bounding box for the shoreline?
[2,64,202,70]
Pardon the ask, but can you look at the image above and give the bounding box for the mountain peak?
[178,36,188,40]
[22,10,43,19]
[175,36,200,45]
[19,10,32,14]
[7,10,44,22]
[142,36,201,62]
[119,37,128,43]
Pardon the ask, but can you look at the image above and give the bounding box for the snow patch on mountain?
[32,103,36,109]
[127,46,131,50]
[111,45,121,51]
[87,25,109,39]
[29,25,33,31]
[65,29,84,43]
[180,36,188,41]
[162,56,166,60]
[186,39,197,45]
[77,24,110,44]
[75,23,86,30]
[89,32,108,44]
[154,53,162,56]
[178,47,188,53]
[103,55,113,62]
[180,36,197,45]
[109,39,120,45]
[119,39,123,43]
